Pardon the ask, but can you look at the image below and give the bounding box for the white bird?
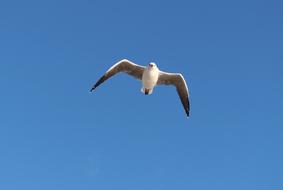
[90,59,190,117]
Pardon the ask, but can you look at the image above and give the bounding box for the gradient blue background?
[0,0,282,189]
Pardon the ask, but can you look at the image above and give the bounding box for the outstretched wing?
[157,71,190,117]
[90,59,145,92]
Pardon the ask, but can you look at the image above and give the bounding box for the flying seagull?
[90,59,190,117]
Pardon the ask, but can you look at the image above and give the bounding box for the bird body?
[141,63,159,95]
[90,59,190,117]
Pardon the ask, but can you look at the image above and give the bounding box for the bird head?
[148,62,157,69]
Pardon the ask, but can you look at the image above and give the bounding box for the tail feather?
[141,88,153,95]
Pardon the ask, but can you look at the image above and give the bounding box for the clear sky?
[0,0,282,189]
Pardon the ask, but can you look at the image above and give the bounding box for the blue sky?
[0,0,282,189]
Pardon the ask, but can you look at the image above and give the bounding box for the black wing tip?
[186,100,190,118]
[185,105,190,118]
[90,86,96,92]
[90,74,107,93]
[186,111,190,118]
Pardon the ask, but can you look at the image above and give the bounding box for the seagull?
[90,59,190,117]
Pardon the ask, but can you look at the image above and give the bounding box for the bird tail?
[141,88,153,95]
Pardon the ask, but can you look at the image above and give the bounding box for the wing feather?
[90,59,145,92]
[157,71,190,117]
